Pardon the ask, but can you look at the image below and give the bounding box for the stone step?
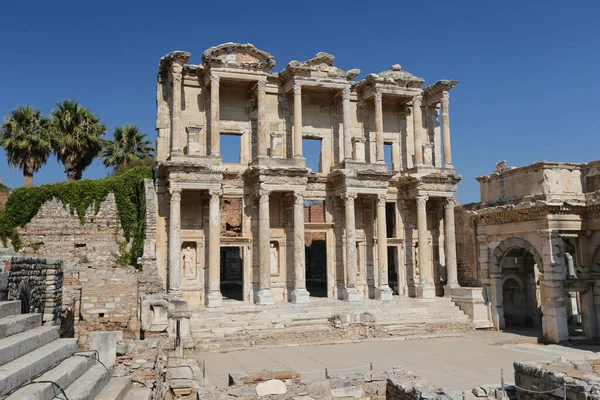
[95,376,132,400]
[0,338,78,396]
[0,325,60,367]
[0,301,21,319]
[62,363,111,400]
[0,313,42,339]
[123,385,151,400]
[6,355,94,400]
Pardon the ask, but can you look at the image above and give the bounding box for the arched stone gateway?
[490,237,543,275]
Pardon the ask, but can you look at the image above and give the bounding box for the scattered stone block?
[256,379,287,396]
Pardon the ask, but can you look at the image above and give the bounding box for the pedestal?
[255,289,275,305]
[206,291,223,308]
[291,289,310,304]
[443,284,459,297]
[416,284,436,299]
[376,287,393,302]
[343,287,362,302]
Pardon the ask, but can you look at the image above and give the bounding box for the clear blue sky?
[1,0,599,203]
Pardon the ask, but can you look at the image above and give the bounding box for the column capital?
[208,189,222,198]
[374,91,383,102]
[412,94,423,106]
[343,192,358,202]
[257,79,267,92]
[415,194,428,207]
[169,187,182,201]
[293,191,304,204]
[342,86,351,100]
[210,74,220,87]
[377,194,387,206]
[293,83,301,96]
[444,197,457,209]
[477,234,489,244]
[256,189,271,199]
[441,91,450,108]
[170,63,183,82]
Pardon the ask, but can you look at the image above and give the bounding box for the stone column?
[412,95,424,166]
[256,190,274,305]
[292,192,310,304]
[441,91,452,167]
[443,197,459,296]
[206,189,222,307]
[416,194,434,298]
[343,193,361,301]
[210,75,220,157]
[374,91,385,163]
[168,187,182,297]
[540,231,569,343]
[342,86,353,161]
[170,64,184,155]
[293,84,303,159]
[376,194,393,301]
[257,80,268,157]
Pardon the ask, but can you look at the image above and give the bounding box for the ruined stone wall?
[455,204,479,286]
[6,256,62,326]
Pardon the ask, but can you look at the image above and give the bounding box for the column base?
[255,289,275,305]
[291,289,310,304]
[343,287,362,302]
[416,284,436,299]
[375,287,393,302]
[443,283,459,297]
[206,291,223,308]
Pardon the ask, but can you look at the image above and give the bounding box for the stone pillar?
[256,190,274,305]
[540,231,569,343]
[206,189,222,307]
[416,194,434,298]
[443,197,459,295]
[210,75,220,157]
[342,86,353,161]
[376,194,393,301]
[293,84,303,159]
[441,91,452,167]
[343,193,361,301]
[292,192,310,304]
[168,188,182,297]
[170,64,184,155]
[412,95,424,166]
[374,91,385,163]
[257,80,268,157]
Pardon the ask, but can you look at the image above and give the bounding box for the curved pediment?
[282,52,360,81]
[363,64,424,88]
[202,42,275,71]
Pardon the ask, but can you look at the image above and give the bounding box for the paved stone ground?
[192,330,600,389]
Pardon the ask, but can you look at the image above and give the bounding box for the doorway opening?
[387,246,398,293]
[220,247,243,301]
[221,133,241,163]
[500,248,540,329]
[566,290,583,337]
[305,232,327,297]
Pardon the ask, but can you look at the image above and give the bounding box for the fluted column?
[416,194,434,298]
[412,95,424,166]
[168,187,182,297]
[293,84,303,159]
[170,64,184,155]
[292,192,310,304]
[210,75,220,157]
[257,80,268,157]
[376,194,393,301]
[443,197,459,296]
[342,86,353,161]
[256,190,274,305]
[343,193,361,301]
[441,91,452,167]
[206,189,222,307]
[374,91,384,163]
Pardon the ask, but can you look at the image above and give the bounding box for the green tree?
[0,105,52,187]
[101,124,154,169]
[49,100,106,181]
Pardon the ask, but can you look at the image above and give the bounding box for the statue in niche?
[182,246,196,279]
[270,242,279,275]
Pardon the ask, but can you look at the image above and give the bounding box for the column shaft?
[416,194,434,298]
[292,192,310,303]
[376,194,392,301]
[343,193,360,301]
[206,190,222,307]
[210,75,220,156]
[168,188,182,296]
[257,80,267,157]
[412,95,424,166]
[171,64,183,154]
[374,92,384,162]
[342,86,352,160]
[256,191,274,304]
[444,197,459,293]
[441,92,452,167]
[293,84,303,158]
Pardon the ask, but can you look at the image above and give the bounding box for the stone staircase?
[0,300,150,399]
[191,296,473,352]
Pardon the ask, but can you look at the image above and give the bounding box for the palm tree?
[48,100,106,180]
[0,105,52,187]
[101,124,154,168]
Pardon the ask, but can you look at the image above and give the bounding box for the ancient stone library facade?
[457,160,600,343]
[154,43,461,307]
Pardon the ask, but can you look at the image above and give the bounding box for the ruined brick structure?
[154,43,463,308]
[456,160,600,343]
